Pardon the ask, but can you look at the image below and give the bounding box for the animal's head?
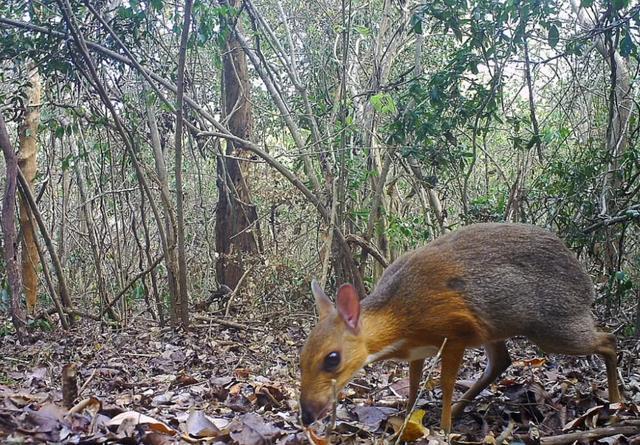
[299,280,367,425]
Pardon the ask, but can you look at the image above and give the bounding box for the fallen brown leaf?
[108,410,176,435]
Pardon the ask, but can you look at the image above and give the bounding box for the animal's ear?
[311,279,334,319]
[336,284,360,331]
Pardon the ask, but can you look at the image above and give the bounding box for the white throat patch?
[365,340,406,365]
[406,345,439,361]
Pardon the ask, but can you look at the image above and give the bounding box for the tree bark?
[146,99,179,326]
[174,0,194,328]
[17,64,41,314]
[16,169,73,318]
[215,0,261,290]
[0,114,27,341]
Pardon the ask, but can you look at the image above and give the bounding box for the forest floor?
[1,307,640,445]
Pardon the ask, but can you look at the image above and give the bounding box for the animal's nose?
[300,402,316,426]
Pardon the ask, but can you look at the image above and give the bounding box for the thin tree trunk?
[174,0,194,328]
[216,0,261,290]
[140,190,164,326]
[17,64,41,314]
[56,132,70,306]
[571,0,632,214]
[360,153,392,278]
[523,38,542,161]
[146,99,179,325]
[234,6,322,193]
[246,0,330,178]
[357,0,403,276]
[0,114,27,341]
[26,205,69,329]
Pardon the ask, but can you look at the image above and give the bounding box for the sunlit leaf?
[548,24,559,48]
[620,32,635,57]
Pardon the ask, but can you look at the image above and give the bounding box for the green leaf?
[354,25,371,37]
[370,93,397,115]
[612,0,628,10]
[134,283,145,301]
[117,6,133,18]
[580,0,594,6]
[548,24,559,48]
[620,32,635,57]
[615,270,627,282]
[411,13,423,35]
[61,154,75,171]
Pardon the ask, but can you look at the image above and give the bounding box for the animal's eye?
[323,351,341,372]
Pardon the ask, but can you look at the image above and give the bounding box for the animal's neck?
[359,301,448,364]
[361,306,406,363]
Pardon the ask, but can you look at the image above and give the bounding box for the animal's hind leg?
[594,332,622,403]
[451,341,511,419]
[531,325,622,403]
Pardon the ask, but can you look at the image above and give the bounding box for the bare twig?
[98,255,165,319]
[394,338,448,445]
[583,204,640,233]
[224,266,253,317]
[495,419,516,445]
[192,314,255,331]
[345,234,389,268]
[325,379,338,441]
[515,422,640,445]
[78,368,98,396]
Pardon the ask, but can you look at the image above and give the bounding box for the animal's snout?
[300,399,329,426]
[300,402,316,426]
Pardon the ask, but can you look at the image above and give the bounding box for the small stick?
[394,338,448,445]
[78,368,98,396]
[224,266,253,317]
[324,378,338,441]
[514,424,640,445]
[191,317,254,330]
[495,419,516,445]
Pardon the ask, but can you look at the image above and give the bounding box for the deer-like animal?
[299,223,622,433]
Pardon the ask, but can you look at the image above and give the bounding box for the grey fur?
[366,223,599,352]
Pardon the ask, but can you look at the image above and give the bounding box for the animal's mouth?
[315,404,331,422]
[301,400,332,426]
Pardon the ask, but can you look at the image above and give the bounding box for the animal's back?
[366,223,595,341]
